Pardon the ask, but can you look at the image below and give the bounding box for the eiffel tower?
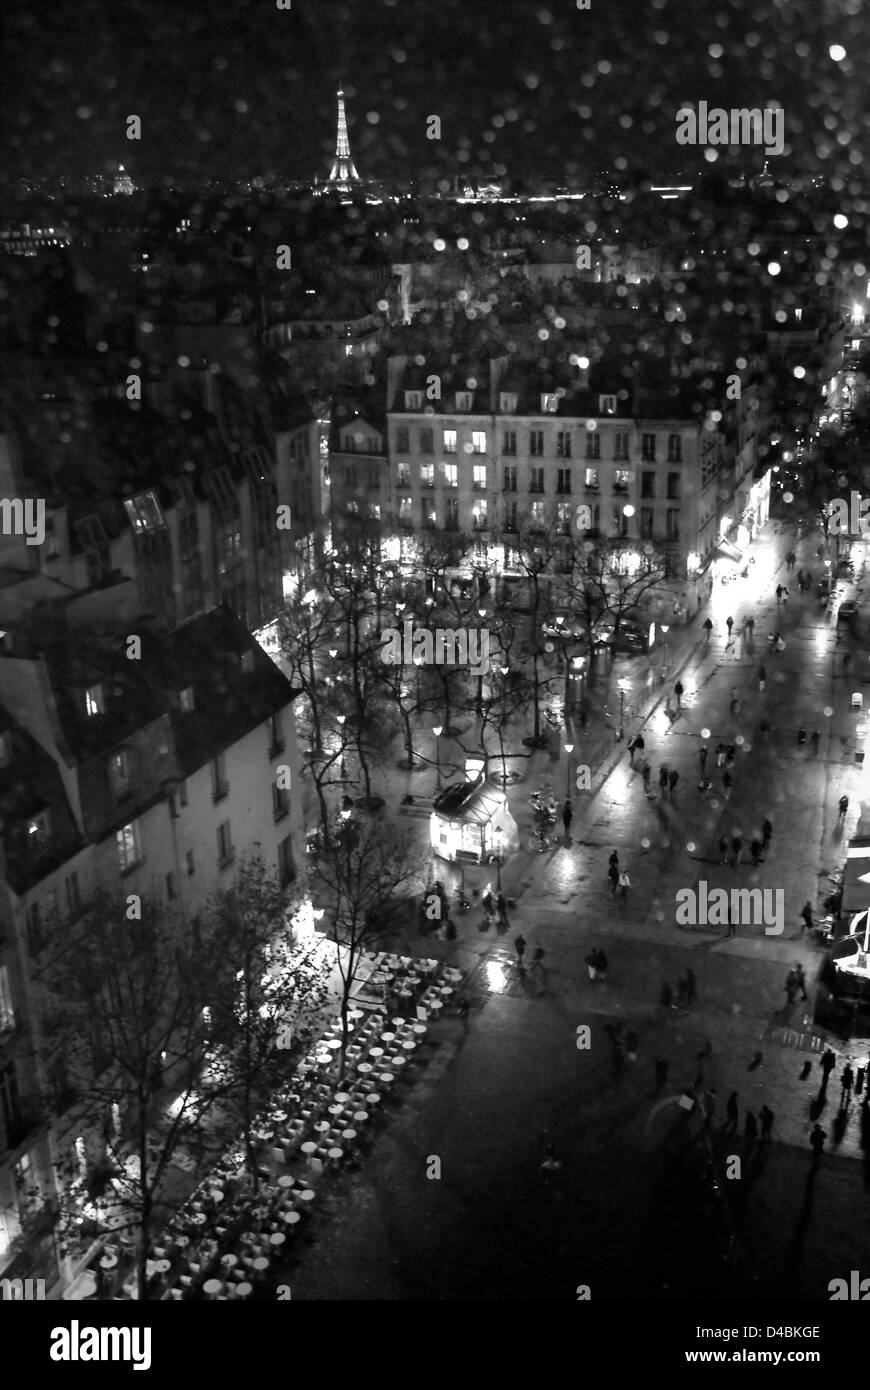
[327,86,362,193]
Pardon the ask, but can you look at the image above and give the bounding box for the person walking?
[810,1123,827,1167]
[801,901,814,933]
[726,615,734,639]
[841,1063,855,1106]
[844,653,852,677]
[750,837,763,865]
[562,799,573,837]
[730,835,743,867]
[795,964,808,1001]
[497,893,509,927]
[716,742,726,769]
[514,933,527,973]
[608,862,619,893]
[758,665,766,692]
[659,765,669,791]
[811,729,820,755]
[746,616,755,638]
[759,717,770,739]
[642,761,651,793]
[609,849,619,870]
[726,743,736,766]
[625,1029,639,1063]
[759,1105,775,1143]
[723,768,733,798]
[729,695,739,716]
[785,969,798,1005]
[654,1056,668,1092]
[617,867,631,902]
[762,818,772,851]
[668,768,679,796]
[699,744,708,773]
[723,1090,739,1133]
[856,1063,866,1097]
[684,968,697,1006]
[820,1048,837,1086]
[776,583,782,604]
[718,835,729,864]
[744,1111,759,1152]
[839,794,849,820]
[674,681,684,709]
[594,948,608,982]
[703,617,713,643]
[782,586,789,605]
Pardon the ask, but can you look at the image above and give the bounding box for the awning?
[716,537,743,563]
[841,838,870,914]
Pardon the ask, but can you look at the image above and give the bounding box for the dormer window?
[404,390,423,410]
[540,393,559,414]
[455,391,472,412]
[599,395,617,415]
[179,686,195,712]
[85,684,104,717]
[26,810,51,855]
[124,489,165,534]
[109,750,130,795]
[499,392,517,413]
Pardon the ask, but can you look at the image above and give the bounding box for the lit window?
[116,822,140,872]
[443,463,458,488]
[124,489,165,534]
[455,392,472,411]
[471,431,486,454]
[217,821,234,866]
[443,430,458,454]
[26,811,50,855]
[540,393,558,414]
[404,390,423,410]
[179,686,195,712]
[473,465,487,491]
[0,966,15,1033]
[85,684,104,716]
[109,750,130,793]
[599,395,617,414]
[420,463,434,488]
[499,393,517,413]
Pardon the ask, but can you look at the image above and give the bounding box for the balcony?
[212,781,229,804]
[218,847,236,870]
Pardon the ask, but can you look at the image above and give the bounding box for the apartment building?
[0,600,303,1292]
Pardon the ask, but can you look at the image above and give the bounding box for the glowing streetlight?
[661,623,670,675]
[432,725,443,790]
[336,714,346,778]
[494,825,503,892]
[564,741,574,798]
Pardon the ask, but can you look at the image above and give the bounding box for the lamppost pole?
[476,606,488,714]
[337,714,346,778]
[564,742,574,799]
[494,826,503,892]
[616,679,627,741]
[661,623,670,679]
[432,725,442,791]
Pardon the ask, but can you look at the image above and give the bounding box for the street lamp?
[617,678,628,741]
[660,623,670,677]
[494,825,503,892]
[564,742,574,799]
[476,607,488,713]
[336,714,346,778]
[572,654,586,719]
[432,724,443,790]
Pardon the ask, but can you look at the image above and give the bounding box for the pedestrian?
[496,892,508,927]
[841,1063,854,1105]
[659,765,669,790]
[562,799,573,836]
[699,744,708,771]
[762,818,772,849]
[723,769,733,797]
[700,1088,716,1129]
[514,933,527,972]
[716,742,726,768]
[625,1028,639,1062]
[594,948,608,982]
[839,794,849,820]
[654,1056,668,1091]
[758,665,766,692]
[782,586,789,605]
[718,835,729,864]
[730,835,743,867]
[586,950,599,982]
[674,681,683,708]
[668,768,679,794]
[856,1064,866,1096]
[801,901,814,933]
[627,733,637,763]
[531,944,545,968]
[634,734,645,758]
[746,616,755,637]
[820,1048,836,1083]
[776,583,782,603]
[759,1105,774,1142]
[785,969,798,1005]
[660,981,674,1008]
[750,837,763,865]
[810,1123,827,1165]
[723,1090,739,1133]
[797,568,804,586]
[703,617,713,642]
[795,964,807,1001]
[685,968,697,1006]
[617,868,631,900]
[642,761,651,793]
[609,849,619,869]
[811,729,820,755]
[456,994,470,1025]
[608,862,619,894]
[759,717,770,739]
[745,1111,758,1149]
[729,697,739,716]
[726,743,736,765]
[482,888,494,922]
[726,616,734,638]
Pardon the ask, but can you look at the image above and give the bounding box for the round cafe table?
[221,1254,238,1269]
[272,1111,288,1123]
[270,1233,286,1249]
[175,1235,190,1250]
[301,1141,317,1157]
[100,1254,118,1270]
[203,1278,223,1298]
[341,1128,357,1142]
[379,1073,394,1086]
[357,1062,373,1076]
[314,1120,330,1135]
[328,1146,343,1161]
[282,1211,301,1227]
[391,1016,405,1028]
[153,1259,171,1276]
[208,1188,225,1203]
[412,1023,427,1036]
[381,1032,395,1043]
[189,1212,207,1225]
[329,1104,343,1117]
[348,1009,364,1022]
[365,1093,381,1107]
[439,986,454,998]
[278,1175,294,1189]
[325,1038,342,1051]
[335,1092,350,1103]
[390,1054,407,1069]
[297,1188,315,1204]
[402,1039,417,1052]
[252,1257,270,1274]
[369,1047,384,1060]
[235,1282,253,1298]
[353,1111,368,1124]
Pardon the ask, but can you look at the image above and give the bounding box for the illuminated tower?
[327,87,361,193]
[113,164,134,195]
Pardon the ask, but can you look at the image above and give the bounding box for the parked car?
[592,619,647,654]
[837,600,858,624]
[541,615,587,642]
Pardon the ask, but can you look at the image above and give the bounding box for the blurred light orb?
[833,214,849,230]
[701,727,711,739]
[829,44,846,62]
[783,491,794,503]
[641,837,651,850]
[793,366,806,379]
[767,261,781,276]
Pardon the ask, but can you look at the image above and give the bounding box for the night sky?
[3,0,870,193]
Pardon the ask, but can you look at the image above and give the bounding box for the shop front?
[430,765,519,865]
